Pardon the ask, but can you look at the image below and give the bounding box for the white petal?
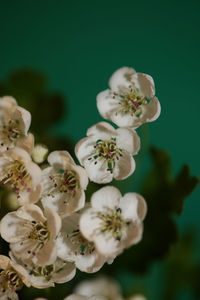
[96,89,120,119]
[18,184,41,205]
[17,133,34,154]
[16,204,46,223]
[48,151,75,168]
[45,207,61,238]
[25,160,42,187]
[94,233,121,257]
[75,137,94,165]
[83,157,113,184]
[11,261,30,287]
[64,296,86,300]
[79,208,102,241]
[119,193,139,221]
[109,67,136,91]
[29,274,54,289]
[110,109,139,128]
[0,255,11,270]
[120,193,147,221]
[53,261,76,283]
[86,122,116,139]
[116,128,140,154]
[91,186,121,211]
[141,96,161,123]
[73,165,89,190]
[0,212,29,243]
[113,150,135,180]
[130,73,155,98]
[123,223,143,248]
[0,96,17,108]
[33,240,57,266]
[75,251,105,273]
[13,106,31,135]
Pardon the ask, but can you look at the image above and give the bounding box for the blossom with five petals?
[97,67,161,128]
[0,204,61,266]
[0,147,42,205]
[80,186,147,258]
[41,151,88,218]
[75,122,140,184]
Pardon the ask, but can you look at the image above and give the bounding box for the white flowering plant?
[0,67,198,300]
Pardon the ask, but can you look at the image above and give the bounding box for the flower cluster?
[0,67,160,299]
[33,276,147,300]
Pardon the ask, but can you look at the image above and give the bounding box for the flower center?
[88,138,123,173]
[0,268,23,293]
[29,221,50,243]
[0,160,32,195]
[46,169,78,197]
[113,87,149,117]
[65,229,95,256]
[97,207,130,241]
[0,119,22,149]
[30,260,66,281]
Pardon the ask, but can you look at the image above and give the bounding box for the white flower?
[97,67,161,128]
[65,295,107,300]
[75,122,140,184]
[57,210,106,273]
[80,186,147,258]
[0,204,61,266]
[74,276,124,300]
[0,96,32,152]
[0,147,42,205]
[0,255,30,300]
[41,151,88,218]
[10,252,76,289]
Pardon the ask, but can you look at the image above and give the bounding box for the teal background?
[0,0,199,298]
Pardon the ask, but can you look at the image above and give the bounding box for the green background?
[0,0,199,299]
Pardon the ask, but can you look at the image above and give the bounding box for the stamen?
[95,207,130,241]
[113,87,150,117]
[43,169,79,200]
[0,268,23,292]
[88,138,123,173]
[0,160,32,194]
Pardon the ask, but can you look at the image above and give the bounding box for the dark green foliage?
[102,147,199,274]
[0,68,74,153]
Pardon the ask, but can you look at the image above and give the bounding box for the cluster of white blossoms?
[33,276,147,300]
[0,67,160,299]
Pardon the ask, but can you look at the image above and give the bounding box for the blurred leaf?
[102,147,199,274]
[164,232,200,300]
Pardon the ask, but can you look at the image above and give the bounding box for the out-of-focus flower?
[41,151,88,218]
[0,255,30,300]
[57,210,106,273]
[0,204,61,266]
[32,144,49,164]
[97,67,161,128]
[65,295,107,300]
[10,252,76,288]
[0,147,42,205]
[80,186,147,258]
[75,122,140,184]
[74,276,123,300]
[0,96,32,152]
[128,295,147,300]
